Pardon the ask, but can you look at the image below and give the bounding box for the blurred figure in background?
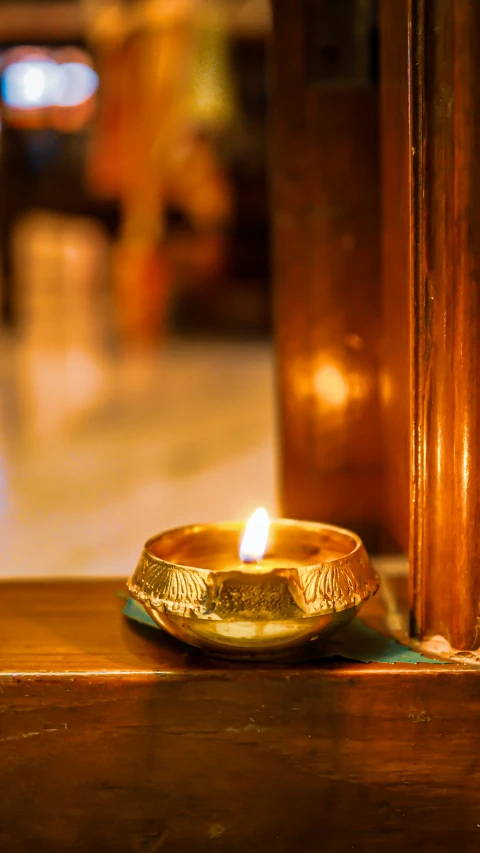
[0,0,274,579]
[87,0,234,348]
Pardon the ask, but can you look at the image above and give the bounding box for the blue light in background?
[2,59,99,110]
[56,63,99,108]
[2,59,59,109]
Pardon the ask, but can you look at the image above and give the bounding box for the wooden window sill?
[1,578,478,852]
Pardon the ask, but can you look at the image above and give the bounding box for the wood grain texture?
[380,0,480,649]
[1,579,480,853]
[387,0,480,649]
[273,0,480,649]
[379,0,412,554]
[417,0,480,649]
[272,0,382,549]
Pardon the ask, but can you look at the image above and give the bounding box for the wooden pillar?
[273,0,480,649]
[378,0,412,555]
[380,0,480,650]
[272,0,382,549]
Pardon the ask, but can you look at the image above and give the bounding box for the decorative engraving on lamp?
[130,549,379,619]
[292,551,378,615]
[129,555,210,616]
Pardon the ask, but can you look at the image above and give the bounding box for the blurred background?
[0,0,276,577]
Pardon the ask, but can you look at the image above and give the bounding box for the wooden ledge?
[0,576,466,678]
[1,579,479,852]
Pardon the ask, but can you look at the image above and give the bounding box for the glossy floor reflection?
[0,338,276,577]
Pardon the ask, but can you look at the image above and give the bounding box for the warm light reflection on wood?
[313,364,349,408]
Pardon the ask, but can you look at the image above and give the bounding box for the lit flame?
[239,507,270,563]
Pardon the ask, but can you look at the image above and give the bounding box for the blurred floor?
[0,337,276,578]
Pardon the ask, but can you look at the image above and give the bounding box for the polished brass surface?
[127,519,380,659]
